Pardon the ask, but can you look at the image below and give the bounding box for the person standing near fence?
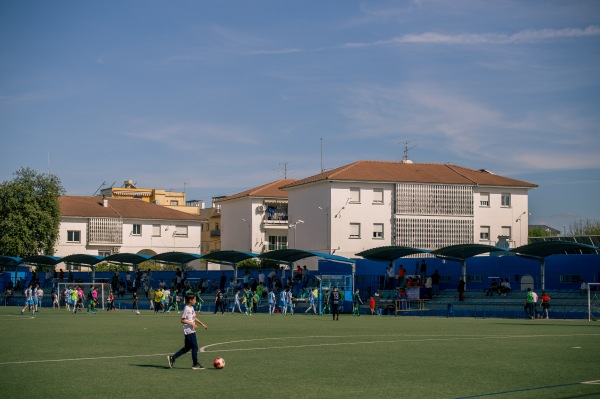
[540,291,551,319]
[352,289,363,316]
[214,289,225,315]
[525,287,535,319]
[457,279,465,302]
[329,286,341,321]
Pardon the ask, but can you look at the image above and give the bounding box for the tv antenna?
[399,140,417,162]
[275,162,291,179]
[93,181,107,196]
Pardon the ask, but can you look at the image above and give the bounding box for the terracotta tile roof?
[60,196,206,221]
[216,179,297,203]
[281,161,537,188]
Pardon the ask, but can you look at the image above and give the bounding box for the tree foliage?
[569,219,600,235]
[0,167,65,257]
[528,227,553,237]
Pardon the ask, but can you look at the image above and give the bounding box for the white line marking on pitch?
[0,353,171,366]
[200,333,600,353]
[1,333,598,365]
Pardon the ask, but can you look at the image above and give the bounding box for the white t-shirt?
[181,305,196,335]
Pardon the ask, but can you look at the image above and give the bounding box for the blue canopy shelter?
[511,241,599,290]
[431,244,510,289]
[61,254,105,283]
[199,250,258,283]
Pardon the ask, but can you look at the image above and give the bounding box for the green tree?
[528,227,552,237]
[569,219,600,235]
[0,167,65,257]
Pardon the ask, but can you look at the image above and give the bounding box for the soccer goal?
[588,283,600,321]
[57,282,108,311]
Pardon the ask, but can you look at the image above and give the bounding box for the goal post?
[588,283,600,321]
[57,282,107,311]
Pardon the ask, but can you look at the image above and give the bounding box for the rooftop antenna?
[183,181,190,192]
[275,162,291,179]
[320,137,324,173]
[93,181,107,196]
[400,140,417,163]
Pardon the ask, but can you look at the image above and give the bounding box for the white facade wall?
[55,217,202,257]
[473,187,530,247]
[288,181,394,259]
[220,198,261,252]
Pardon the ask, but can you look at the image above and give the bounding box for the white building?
[56,196,205,260]
[218,179,296,253]
[280,161,537,259]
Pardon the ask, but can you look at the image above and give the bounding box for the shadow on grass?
[134,364,218,371]
[494,322,599,328]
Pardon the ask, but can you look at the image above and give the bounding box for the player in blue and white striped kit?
[21,284,33,315]
[305,287,318,314]
[268,289,276,315]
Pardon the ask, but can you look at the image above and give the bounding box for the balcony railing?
[210,229,221,237]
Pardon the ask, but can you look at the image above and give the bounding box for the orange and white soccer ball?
[213,357,225,369]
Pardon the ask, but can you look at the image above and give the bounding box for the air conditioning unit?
[113,247,120,253]
[256,205,265,213]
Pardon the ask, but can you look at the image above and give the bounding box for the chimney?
[102,195,108,207]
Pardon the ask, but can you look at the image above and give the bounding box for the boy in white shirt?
[168,293,208,370]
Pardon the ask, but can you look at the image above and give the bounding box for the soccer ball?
[136,311,140,315]
[213,357,225,369]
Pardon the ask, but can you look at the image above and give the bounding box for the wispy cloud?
[339,83,600,171]
[343,25,600,48]
[247,25,600,56]
[128,122,258,152]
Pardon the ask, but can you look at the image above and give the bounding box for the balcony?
[210,229,221,237]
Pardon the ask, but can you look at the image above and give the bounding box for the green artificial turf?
[0,307,599,399]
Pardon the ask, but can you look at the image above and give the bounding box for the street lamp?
[288,220,304,248]
[318,206,330,253]
[516,211,528,246]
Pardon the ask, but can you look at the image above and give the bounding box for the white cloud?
[343,25,600,48]
[128,122,258,152]
[339,83,600,171]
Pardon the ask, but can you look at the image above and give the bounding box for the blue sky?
[1,1,599,233]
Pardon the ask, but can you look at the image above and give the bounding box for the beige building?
[100,180,203,215]
[200,197,225,254]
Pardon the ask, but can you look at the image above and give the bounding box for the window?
[373,223,384,239]
[501,226,511,239]
[152,224,161,237]
[98,250,111,257]
[501,193,511,207]
[67,230,81,243]
[170,200,179,206]
[480,192,490,207]
[480,226,490,241]
[132,224,141,236]
[373,189,384,204]
[349,187,361,203]
[268,235,287,250]
[174,225,188,237]
[349,223,361,239]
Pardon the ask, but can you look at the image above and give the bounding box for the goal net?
[57,282,108,311]
[588,283,600,321]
